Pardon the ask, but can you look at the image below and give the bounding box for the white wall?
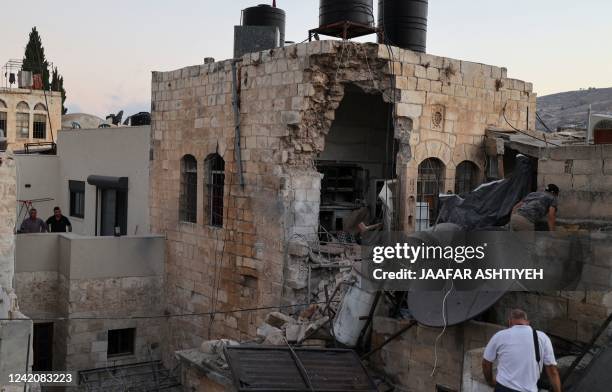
[14,154,60,224]
[15,126,151,236]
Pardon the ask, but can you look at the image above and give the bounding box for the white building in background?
[15,125,151,236]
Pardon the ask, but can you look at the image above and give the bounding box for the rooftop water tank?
[319,0,374,27]
[242,4,286,46]
[378,0,428,53]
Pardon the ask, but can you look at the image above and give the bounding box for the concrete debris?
[198,339,240,369]
[265,311,297,328]
[285,323,305,343]
[257,323,282,340]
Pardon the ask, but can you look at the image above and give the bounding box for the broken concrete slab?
[265,311,296,329]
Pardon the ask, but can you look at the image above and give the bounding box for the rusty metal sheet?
[224,346,377,392]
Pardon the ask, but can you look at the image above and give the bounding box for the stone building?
[0,87,62,151]
[0,152,35,391]
[149,40,536,359]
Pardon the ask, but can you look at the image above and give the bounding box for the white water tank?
[333,284,376,347]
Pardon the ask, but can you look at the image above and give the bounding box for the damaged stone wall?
[149,41,537,364]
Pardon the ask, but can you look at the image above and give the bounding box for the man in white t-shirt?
[482,309,562,392]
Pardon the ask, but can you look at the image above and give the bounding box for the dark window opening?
[417,158,445,230]
[207,154,225,228]
[33,114,46,139]
[33,323,54,371]
[454,160,480,195]
[179,155,197,223]
[0,111,6,137]
[107,328,135,357]
[100,188,128,236]
[69,180,85,218]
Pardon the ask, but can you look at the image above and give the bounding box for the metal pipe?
[231,61,245,188]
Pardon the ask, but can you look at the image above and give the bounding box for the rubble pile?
[285,237,362,310]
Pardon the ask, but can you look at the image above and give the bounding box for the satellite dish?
[408,287,511,327]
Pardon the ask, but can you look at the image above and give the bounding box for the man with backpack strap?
[482,309,562,392]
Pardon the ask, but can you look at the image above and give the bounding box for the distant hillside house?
[0,87,62,151]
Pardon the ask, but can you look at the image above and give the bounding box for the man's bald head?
[508,309,529,326]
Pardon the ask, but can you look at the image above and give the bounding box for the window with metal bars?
[454,160,479,195]
[0,111,6,138]
[417,158,445,229]
[179,155,198,223]
[207,154,225,228]
[16,112,29,138]
[107,328,135,357]
[33,114,46,139]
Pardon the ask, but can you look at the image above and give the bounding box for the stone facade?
[149,41,536,360]
[13,234,166,371]
[0,88,62,151]
[369,317,503,391]
[538,144,612,221]
[0,152,36,391]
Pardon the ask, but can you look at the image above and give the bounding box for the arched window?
[15,101,30,138]
[455,161,480,195]
[206,154,225,227]
[34,103,47,111]
[179,155,198,223]
[417,158,445,230]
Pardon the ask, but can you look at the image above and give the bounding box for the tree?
[22,27,50,90]
[51,67,67,115]
[23,27,68,114]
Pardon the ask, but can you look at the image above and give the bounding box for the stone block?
[396,103,423,118]
[572,159,602,175]
[414,65,428,79]
[91,340,107,353]
[265,311,296,328]
[401,90,426,105]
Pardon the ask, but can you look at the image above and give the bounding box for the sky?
[1,0,610,117]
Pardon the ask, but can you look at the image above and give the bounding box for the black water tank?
[319,0,374,27]
[378,0,428,53]
[242,4,286,46]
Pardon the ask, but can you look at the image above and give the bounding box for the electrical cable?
[0,300,339,322]
[503,103,561,147]
[430,279,454,377]
[536,112,553,133]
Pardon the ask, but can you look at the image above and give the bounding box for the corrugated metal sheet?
[224,346,377,392]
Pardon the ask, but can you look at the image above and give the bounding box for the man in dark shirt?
[46,206,72,233]
[510,184,559,231]
[19,208,48,233]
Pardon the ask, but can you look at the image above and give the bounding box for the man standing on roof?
[46,206,72,233]
[19,208,48,233]
[482,309,562,392]
[510,184,560,231]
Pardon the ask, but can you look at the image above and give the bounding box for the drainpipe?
[231,61,245,189]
